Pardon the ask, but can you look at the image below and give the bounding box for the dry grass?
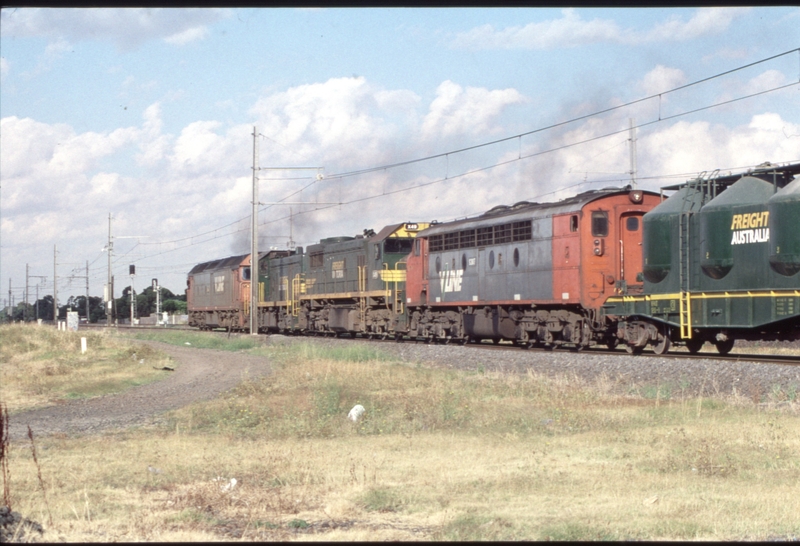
[3,330,800,541]
[0,324,173,413]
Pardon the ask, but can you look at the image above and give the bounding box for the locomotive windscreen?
[384,238,414,254]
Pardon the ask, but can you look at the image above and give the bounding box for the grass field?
[3,326,800,541]
[0,324,173,413]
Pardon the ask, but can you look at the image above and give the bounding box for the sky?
[1,7,799,309]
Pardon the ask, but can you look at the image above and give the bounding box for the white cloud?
[164,26,209,45]
[0,8,230,50]
[451,9,620,50]
[422,80,525,139]
[645,8,742,42]
[250,77,415,169]
[639,65,687,96]
[743,69,787,95]
[451,7,749,50]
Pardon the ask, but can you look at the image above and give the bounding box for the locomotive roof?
[661,161,800,192]
[419,186,649,236]
[306,222,427,253]
[188,253,259,275]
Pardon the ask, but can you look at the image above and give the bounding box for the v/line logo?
[439,269,463,293]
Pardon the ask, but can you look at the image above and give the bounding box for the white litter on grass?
[184,342,191,345]
[348,404,365,422]
[214,477,237,492]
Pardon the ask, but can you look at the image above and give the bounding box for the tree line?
[2,285,186,324]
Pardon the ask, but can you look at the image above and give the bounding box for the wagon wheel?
[685,338,704,354]
[715,338,735,355]
[652,327,671,355]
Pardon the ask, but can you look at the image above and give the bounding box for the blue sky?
[1,7,799,308]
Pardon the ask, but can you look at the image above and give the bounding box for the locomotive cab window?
[242,267,251,281]
[626,217,639,231]
[570,215,579,232]
[384,238,413,254]
[591,211,609,237]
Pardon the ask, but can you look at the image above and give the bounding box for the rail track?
[82,323,799,366]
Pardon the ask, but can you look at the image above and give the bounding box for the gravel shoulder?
[7,341,274,442]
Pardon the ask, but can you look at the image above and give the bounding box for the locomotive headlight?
[629,190,643,203]
[594,248,602,256]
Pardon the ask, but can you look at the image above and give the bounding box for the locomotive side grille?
[512,221,532,241]
[429,220,534,251]
[477,227,493,246]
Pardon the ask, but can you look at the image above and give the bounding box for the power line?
[73,48,800,280]
[131,48,800,251]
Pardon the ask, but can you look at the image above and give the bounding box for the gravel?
[295,336,800,402]
[7,341,274,442]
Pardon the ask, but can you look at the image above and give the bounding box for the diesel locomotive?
[187,162,800,355]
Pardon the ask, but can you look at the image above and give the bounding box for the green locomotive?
[605,162,800,354]
[254,223,429,336]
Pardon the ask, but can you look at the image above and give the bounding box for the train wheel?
[715,338,734,355]
[685,338,704,354]
[652,328,671,355]
[625,343,644,355]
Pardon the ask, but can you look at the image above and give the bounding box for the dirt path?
[7,341,273,442]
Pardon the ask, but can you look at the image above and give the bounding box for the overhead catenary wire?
[133,47,800,251]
